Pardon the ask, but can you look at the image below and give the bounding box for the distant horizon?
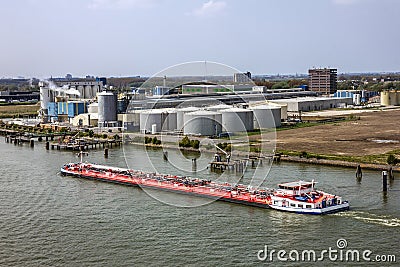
[1,1,399,79]
[2,69,400,80]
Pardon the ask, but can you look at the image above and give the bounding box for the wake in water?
[333,211,400,227]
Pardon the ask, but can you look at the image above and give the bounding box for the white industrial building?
[269,97,352,112]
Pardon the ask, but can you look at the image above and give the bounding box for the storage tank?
[220,108,254,132]
[205,104,231,112]
[251,105,281,129]
[389,91,398,106]
[98,91,117,124]
[177,107,199,131]
[140,110,168,133]
[381,91,390,106]
[164,110,177,131]
[87,102,98,114]
[183,111,222,136]
[40,87,54,111]
[267,102,287,121]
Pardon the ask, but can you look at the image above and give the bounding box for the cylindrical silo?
[183,110,222,136]
[40,87,53,110]
[164,110,177,131]
[98,91,117,124]
[389,91,397,106]
[220,108,254,132]
[87,102,98,114]
[140,110,167,133]
[177,107,199,131]
[381,91,390,106]
[251,105,281,129]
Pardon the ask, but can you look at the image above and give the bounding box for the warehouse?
[269,97,352,112]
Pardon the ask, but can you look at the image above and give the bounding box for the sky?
[0,0,399,78]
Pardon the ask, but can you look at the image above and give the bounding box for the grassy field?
[0,104,39,118]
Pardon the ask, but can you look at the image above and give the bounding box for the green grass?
[277,149,400,165]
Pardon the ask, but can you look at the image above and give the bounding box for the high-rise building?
[308,68,337,94]
[233,72,252,83]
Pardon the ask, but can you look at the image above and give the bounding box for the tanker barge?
[60,162,349,214]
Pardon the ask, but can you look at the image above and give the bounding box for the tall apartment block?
[308,68,337,94]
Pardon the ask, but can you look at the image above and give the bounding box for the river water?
[0,140,399,266]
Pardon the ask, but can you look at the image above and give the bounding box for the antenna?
[204,60,208,82]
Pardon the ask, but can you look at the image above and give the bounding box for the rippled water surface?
[0,141,399,266]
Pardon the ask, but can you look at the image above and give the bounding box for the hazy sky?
[1,0,399,78]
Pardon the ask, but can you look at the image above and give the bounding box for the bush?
[179,136,199,149]
[387,154,398,165]
[88,130,94,138]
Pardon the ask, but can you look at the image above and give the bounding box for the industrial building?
[308,68,337,94]
[334,90,379,105]
[270,97,352,112]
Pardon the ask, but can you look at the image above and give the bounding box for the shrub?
[387,154,398,165]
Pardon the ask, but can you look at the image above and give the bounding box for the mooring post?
[356,165,362,179]
[45,141,50,150]
[382,171,388,192]
[104,148,109,158]
[163,151,168,161]
[388,167,394,180]
[30,139,34,148]
[192,158,197,172]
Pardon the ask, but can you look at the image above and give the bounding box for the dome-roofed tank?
[177,107,200,131]
[220,107,254,132]
[251,105,281,129]
[183,110,222,136]
[140,109,168,133]
[205,104,231,112]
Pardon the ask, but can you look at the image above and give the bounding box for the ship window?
[290,203,296,207]
[298,204,303,208]
[274,201,278,205]
[306,205,312,209]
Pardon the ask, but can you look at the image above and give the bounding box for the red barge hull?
[60,163,272,209]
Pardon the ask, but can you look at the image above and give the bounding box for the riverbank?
[129,141,400,173]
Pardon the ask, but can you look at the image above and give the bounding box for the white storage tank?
[220,107,254,132]
[389,91,398,106]
[140,110,168,133]
[87,102,98,114]
[177,107,199,131]
[205,104,231,112]
[40,87,54,110]
[98,91,117,124]
[183,110,222,136]
[164,110,177,131]
[251,105,281,129]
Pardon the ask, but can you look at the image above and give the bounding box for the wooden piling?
[192,158,197,172]
[356,165,362,179]
[30,139,34,148]
[45,141,50,150]
[163,151,168,161]
[382,171,388,192]
[104,148,109,158]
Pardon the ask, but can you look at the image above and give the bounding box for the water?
[0,140,399,266]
